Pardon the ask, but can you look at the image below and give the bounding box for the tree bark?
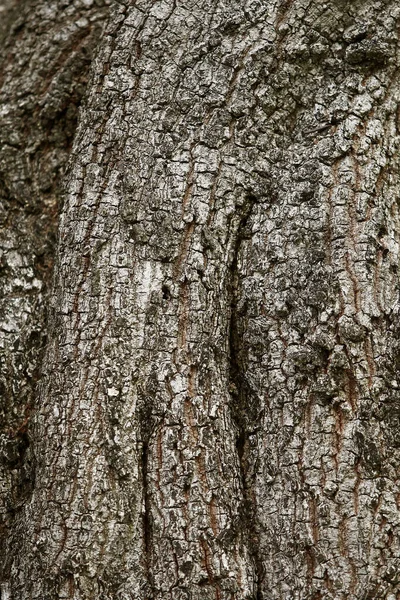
[1,0,400,599]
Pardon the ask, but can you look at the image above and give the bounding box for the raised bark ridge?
[0,0,110,587]
[1,0,400,599]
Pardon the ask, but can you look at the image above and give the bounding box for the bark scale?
[1,0,400,599]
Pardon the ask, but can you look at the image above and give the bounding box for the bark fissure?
[141,439,154,600]
[228,196,263,600]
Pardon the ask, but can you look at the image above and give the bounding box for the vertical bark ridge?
[0,0,110,588]
[10,1,268,597]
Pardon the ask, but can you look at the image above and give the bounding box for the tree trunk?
[1,0,400,598]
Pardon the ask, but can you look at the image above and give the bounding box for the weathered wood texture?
[1,0,400,599]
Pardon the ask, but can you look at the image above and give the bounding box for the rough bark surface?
[1,0,400,599]
[0,0,110,585]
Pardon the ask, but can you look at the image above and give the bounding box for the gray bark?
[1,0,400,599]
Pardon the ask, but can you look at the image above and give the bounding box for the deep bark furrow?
[228,195,263,598]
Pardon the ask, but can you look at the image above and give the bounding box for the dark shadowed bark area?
[1,0,400,599]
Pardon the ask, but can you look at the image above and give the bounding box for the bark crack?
[228,195,263,599]
[141,439,154,600]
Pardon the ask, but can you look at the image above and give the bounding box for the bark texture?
[0,0,110,585]
[1,0,400,599]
